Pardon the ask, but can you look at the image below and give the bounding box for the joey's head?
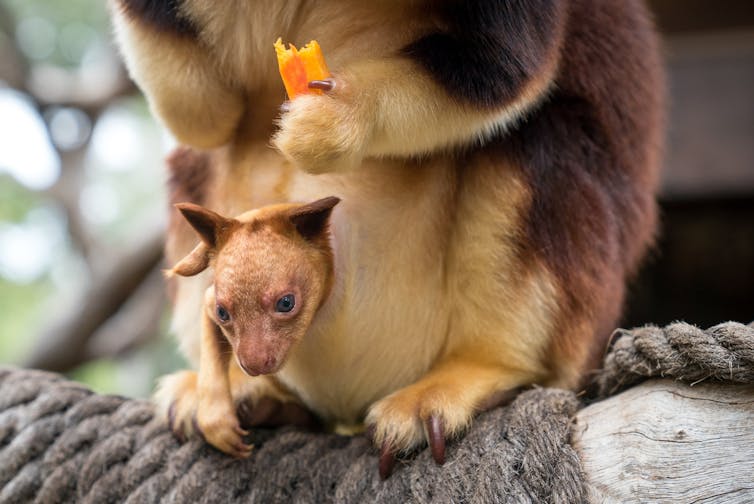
[168,196,340,376]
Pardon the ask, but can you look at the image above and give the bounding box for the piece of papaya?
[274,38,331,99]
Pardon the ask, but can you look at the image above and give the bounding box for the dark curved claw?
[167,402,177,431]
[378,442,397,480]
[232,441,254,459]
[425,415,446,465]
[168,402,186,443]
[233,424,250,437]
[308,78,336,92]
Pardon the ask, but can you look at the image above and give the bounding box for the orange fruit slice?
[274,38,331,99]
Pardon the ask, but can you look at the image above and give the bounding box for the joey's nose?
[238,353,278,376]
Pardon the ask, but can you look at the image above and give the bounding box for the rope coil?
[1,321,752,502]
[0,369,585,503]
[596,321,754,396]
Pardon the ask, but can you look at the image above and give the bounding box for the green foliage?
[4,0,109,68]
[70,319,189,398]
[0,175,38,222]
[0,0,179,399]
[0,175,53,363]
[0,277,51,363]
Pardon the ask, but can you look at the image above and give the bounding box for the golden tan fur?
[161,199,338,456]
[111,0,664,463]
[111,15,243,148]
[113,1,558,167]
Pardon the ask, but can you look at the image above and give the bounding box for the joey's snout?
[235,337,294,376]
[175,196,339,376]
[237,354,277,376]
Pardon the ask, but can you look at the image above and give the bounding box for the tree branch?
[85,265,167,360]
[24,226,165,373]
[0,2,29,89]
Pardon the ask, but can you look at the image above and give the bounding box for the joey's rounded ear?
[166,242,211,277]
[288,196,340,241]
[175,202,232,247]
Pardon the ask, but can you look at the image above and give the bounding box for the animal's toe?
[425,414,446,465]
[378,442,398,480]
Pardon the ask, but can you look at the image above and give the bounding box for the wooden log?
[573,379,754,503]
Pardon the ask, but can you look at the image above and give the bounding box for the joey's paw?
[196,401,252,459]
[155,370,252,457]
[273,78,370,174]
[154,370,200,443]
[365,387,475,479]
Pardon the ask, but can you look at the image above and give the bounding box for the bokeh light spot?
[0,89,60,190]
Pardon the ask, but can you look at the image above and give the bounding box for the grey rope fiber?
[596,321,754,397]
[1,321,752,503]
[0,369,585,503]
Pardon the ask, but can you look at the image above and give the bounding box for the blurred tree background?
[0,0,752,398]
[0,0,184,397]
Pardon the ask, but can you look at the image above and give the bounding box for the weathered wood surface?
[573,379,754,503]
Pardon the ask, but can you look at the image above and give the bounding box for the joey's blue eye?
[216,305,230,323]
[275,294,295,313]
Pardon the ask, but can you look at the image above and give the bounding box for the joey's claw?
[378,442,397,480]
[232,442,253,459]
[168,402,187,443]
[308,78,335,92]
[167,402,177,432]
[196,411,253,458]
[426,415,446,465]
[233,425,249,437]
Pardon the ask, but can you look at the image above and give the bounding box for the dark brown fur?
[504,0,664,376]
[166,146,212,207]
[404,0,567,108]
[164,147,214,302]
[376,0,662,381]
[117,0,196,36]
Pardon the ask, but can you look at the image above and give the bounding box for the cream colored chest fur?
[280,160,457,424]
[172,140,555,425]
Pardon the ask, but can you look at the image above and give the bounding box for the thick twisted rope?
[0,368,585,503]
[2,320,752,502]
[595,321,754,397]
